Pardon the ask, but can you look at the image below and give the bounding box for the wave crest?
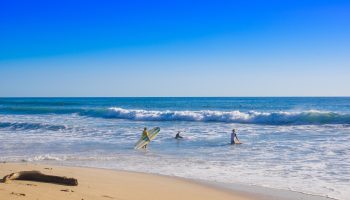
[2,106,349,125]
[105,107,350,125]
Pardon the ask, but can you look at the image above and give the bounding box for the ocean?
[0,97,349,199]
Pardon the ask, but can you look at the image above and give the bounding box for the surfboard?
[134,127,160,149]
[234,138,242,144]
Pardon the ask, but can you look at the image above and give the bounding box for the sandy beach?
[0,163,259,200]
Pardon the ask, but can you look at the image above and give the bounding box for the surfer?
[175,131,183,139]
[142,127,150,148]
[230,129,240,144]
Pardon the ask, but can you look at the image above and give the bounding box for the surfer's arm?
[235,135,240,142]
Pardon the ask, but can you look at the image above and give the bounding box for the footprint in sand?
[61,189,74,192]
[102,195,114,199]
[11,192,26,196]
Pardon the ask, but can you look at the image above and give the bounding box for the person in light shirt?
[230,129,241,144]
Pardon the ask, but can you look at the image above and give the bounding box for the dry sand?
[0,163,259,200]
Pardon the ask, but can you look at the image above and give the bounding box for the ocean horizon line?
[1,96,350,98]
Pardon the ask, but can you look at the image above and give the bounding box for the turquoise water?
[0,97,349,199]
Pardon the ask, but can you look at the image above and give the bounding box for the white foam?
[106,107,350,125]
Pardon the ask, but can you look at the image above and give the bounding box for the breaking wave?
[2,105,350,125]
[104,107,350,125]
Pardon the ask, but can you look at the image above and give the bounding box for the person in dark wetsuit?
[175,131,183,139]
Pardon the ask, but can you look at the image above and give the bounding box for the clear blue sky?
[0,0,349,97]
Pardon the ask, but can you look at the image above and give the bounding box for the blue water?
[0,97,349,199]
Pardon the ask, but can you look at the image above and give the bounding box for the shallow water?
[0,97,349,199]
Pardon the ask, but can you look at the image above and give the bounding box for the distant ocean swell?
[1,106,350,125]
[0,122,67,131]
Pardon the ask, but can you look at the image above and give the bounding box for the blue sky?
[0,0,349,96]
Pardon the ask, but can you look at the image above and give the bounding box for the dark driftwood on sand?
[2,171,78,186]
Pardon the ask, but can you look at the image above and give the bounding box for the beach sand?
[0,163,258,200]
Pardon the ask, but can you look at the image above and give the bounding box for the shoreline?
[0,162,335,200]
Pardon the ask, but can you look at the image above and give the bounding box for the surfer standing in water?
[230,129,241,144]
[142,127,150,148]
[175,131,183,139]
